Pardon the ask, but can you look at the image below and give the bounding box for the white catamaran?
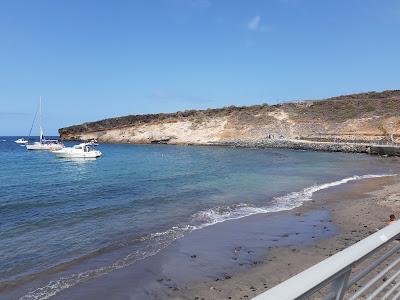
[26,97,64,151]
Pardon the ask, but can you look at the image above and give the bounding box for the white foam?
[20,173,395,300]
[19,226,188,300]
[192,204,269,229]
[191,174,396,229]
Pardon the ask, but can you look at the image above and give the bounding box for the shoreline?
[1,146,397,300]
[32,174,400,300]
[213,139,400,156]
[61,138,400,156]
[2,171,399,300]
[168,174,400,299]
[58,90,400,150]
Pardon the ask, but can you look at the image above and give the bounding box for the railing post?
[331,268,351,300]
[252,223,400,300]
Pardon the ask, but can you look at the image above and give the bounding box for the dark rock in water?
[150,137,171,144]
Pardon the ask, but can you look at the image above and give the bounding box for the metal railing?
[253,222,400,300]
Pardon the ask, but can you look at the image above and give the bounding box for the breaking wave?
[191,174,395,228]
[19,174,395,300]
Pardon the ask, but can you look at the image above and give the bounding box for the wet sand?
[170,175,400,300]
[44,175,400,300]
[53,210,334,299]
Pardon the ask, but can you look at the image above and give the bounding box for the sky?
[0,0,399,135]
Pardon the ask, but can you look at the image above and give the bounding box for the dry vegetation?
[59,90,400,144]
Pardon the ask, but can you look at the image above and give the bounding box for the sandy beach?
[170,175,400,300]
[33,173,400,300]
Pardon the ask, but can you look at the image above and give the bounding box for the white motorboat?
[15,138,28,144]
[52,143,102,158]
[26,97,64,151]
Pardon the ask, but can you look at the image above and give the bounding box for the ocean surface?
[0,137,398,299]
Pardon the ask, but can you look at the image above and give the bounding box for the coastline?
[3,145,399,300]
[213,139,400,156]
[168,174,400,300]
[58,90,400,150]
[28,174,399,300]
[61,137,400,157]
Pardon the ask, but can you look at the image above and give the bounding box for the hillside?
[59,90,400,146]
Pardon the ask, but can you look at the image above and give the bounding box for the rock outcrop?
[59,90,400,147]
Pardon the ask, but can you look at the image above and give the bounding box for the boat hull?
[52,149,102,158]
[26,143,64,151]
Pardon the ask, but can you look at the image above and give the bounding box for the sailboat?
[26,97,64,151]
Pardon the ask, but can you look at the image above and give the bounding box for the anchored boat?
[26,139,64,151]
[15,138,28,144]
[26,97,64,151]
[52,143,102,158]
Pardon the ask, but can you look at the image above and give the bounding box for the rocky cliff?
[59,90,400,146]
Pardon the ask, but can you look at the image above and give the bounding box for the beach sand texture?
[172,176,400,300]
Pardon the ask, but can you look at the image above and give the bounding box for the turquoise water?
[0,137,398,298]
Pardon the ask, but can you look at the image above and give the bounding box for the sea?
[0,137,398,299]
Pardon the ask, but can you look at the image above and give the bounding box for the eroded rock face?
[59,90,400,145]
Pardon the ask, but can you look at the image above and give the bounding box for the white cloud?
[247,16,261,30]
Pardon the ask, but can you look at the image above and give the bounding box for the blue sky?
[1,0,399,135]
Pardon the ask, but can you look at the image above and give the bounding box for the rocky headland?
[59,90,400,154]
